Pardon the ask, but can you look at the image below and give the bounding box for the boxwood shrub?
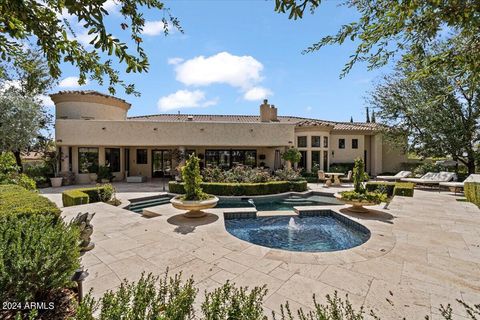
[168,180,307,196]
[465,182,480,207]
[365,182,414,198]
[0,213,80,304]
[0,185,60,217]
[62,184,114,207]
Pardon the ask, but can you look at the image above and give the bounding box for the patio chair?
[376,171,412,181]
[401,171,457,189]
[340,170,352,182]
[317,170,327,183]
[439,174,479,194]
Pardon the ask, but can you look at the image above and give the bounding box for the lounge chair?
[376,171,412,181]
[340,170,352,182]
[401,171,457,189]
[439,174,479,194]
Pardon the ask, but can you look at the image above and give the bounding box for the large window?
[338,138,345,149]
[352,139,359,149]
[78,147,99,173]
[323,136,328,148]
[311,136,321,147]
[105,148,121,172]
[297,136,307,148]
[205,150,257,168]
[299,151,307,169]
[136,149,148,164]
[311,151,320,170]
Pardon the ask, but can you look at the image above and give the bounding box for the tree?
[371,110,376,123]
[365,107,370,123]
[350,116,353,123]
[370,60,480,174]
[0,91,51,167]
[274,0,480,83]
[282,148,302,167]
[0,0,181,95]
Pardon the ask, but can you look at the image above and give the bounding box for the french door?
[152,150,172,177]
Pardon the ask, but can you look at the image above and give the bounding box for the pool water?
[224,214,370,252]
[217,194,342,211]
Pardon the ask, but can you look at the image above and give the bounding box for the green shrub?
[75,272,196,320]
[274,168,302,181]
[203,165,273,183]
[0,151,19,176]
[0,185,60,217]
[329,162,354,174]
[202,281,267,320]
[182,155,209,201]
[62,184,114,207]
[393,183,415,197]
[62,189,90,207]
[340,190,387,203]
[365,182,414,198]
[282,148,302,166]
[96,165,113,182]
[465,182,480,207]
[0,214,80,303]
[366,182,396,197]
[24,162,52,187]
[0,152,37,190]
[169,180,307,196]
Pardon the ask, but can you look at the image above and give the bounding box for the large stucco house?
[52,90,406,184]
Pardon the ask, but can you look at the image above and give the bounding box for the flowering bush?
[203,165,272,183]
[274,168,301,181]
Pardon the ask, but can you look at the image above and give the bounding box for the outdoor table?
[325,172,344,186]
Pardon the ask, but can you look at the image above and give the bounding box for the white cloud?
[38,95,55,108]
[174,52,264,90]
[102,0,119,13]
[157,90,218,111]
[0,80,21,92]
[142,20,167,36]
[168,57,184,65]
[59,76,88,88]
[243,86,272,101]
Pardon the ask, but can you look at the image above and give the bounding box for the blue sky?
[54,0,394,122]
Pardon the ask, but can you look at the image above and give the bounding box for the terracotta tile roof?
[50,90,131,107]
[128,114,380,132]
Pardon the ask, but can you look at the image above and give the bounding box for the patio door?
[152,150,172,177]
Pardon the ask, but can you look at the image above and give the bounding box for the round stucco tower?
[50,90,131,120]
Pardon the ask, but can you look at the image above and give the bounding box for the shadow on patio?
[167,213,219,235]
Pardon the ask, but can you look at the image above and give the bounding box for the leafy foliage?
[75,272,196,320]
[282,148,302,165]
[371,56,479,174]
[0,184,60,216]
[169,180,307,196]
[97,165,114,182]
[274,168,302,181]
[202,281,268,320]
[0,0,181,95]
[464,182,480,207]
[0,213,80,303]
[274,0,480,84]
[181,155,209,201]
[0,152,36,190]
[0,92,51,163]
[62,184,114,207]
[203,165,272,183]
[352,158,368,193]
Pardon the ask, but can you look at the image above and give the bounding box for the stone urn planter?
[334,193,377,213]
[50,177,63,188]
[170,195,219,218]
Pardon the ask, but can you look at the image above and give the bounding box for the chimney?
[270,104,278,121]
[260,99,270,122]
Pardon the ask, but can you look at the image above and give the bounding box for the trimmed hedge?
[0,185,60,217]
[62,184,113,207]
[169,180,308,196]
[365,182,414,198]
[465,182,479,207]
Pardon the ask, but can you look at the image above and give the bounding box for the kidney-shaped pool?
[224,211,370,252]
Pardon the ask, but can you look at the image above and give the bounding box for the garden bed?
[62,184,114,207]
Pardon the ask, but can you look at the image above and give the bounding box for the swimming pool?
[216,194,342,211]
[224,212,370,252]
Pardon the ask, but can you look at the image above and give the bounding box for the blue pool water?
[217,194,342,211]
[225,214,370,252]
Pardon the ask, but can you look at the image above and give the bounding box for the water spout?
[288,217,299,230]
[247,199,256,209]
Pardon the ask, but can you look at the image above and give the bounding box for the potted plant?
[335,158,386,213]
[44,144,63,188]
[170,155,218,218]
[97,165,113,183]
[282,148,302,169]
[88,163,99,183]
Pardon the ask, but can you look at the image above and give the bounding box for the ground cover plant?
[0,151,36,190]
[62,184,115,207]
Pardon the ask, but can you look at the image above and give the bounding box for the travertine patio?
[57,187,480,319]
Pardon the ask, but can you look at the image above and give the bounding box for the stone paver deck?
[59,188,480,319]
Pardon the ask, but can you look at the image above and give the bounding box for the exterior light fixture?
[71,267,89,302]
[331,150,335,157]
[102,127,106,130]
[153,128,158,131]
